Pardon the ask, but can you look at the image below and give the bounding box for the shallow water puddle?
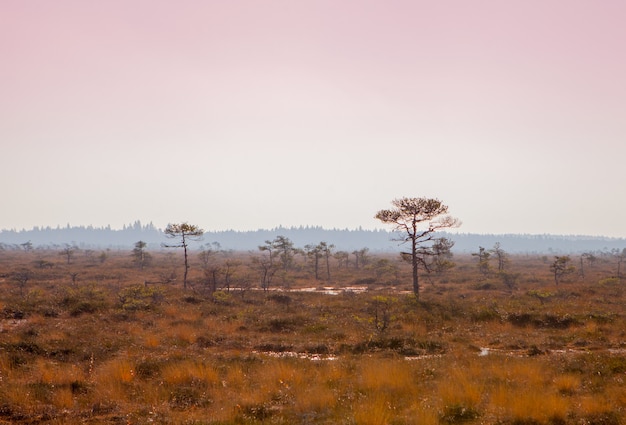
[254,351,338,361]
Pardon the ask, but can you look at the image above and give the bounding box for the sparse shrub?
[195,335,223,348]
[526,345,545,356]
[354,277,377,285]
[581,411,621,425]
[256,343,293,352]
[351,337,444,355]
[470,306,500,322]
[238,403,277,421]
[588,312,615,324]
[473,281,496,290]
[168,386,212,410]
[440,404,480,423]
[267,318,295,333]
[303,323,328,334]
[499,271,520,291]
[8,340,45,356]
[60,283,109,316]
[368,295,397,332]
[118,285,163,311]
[212,290,231,304]
[302,343,330,354]
[539,314,580,329]
[183,295,202,304]
[264,315,306,333]
[267,293,292,304]
[604,356,626,374]
[507,312,535,327]
[11,268,33,297]
[135,359,163,379]
[28,382,55,404]
[506,312,580,329]
[527,289,555,305]
[1,307,25,319]
[598,277,620,286]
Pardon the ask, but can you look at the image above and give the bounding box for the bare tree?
[60,244,77,264]
[234,275,254,299]
[222,259,241,292]
[550,256,575,286]
[611,248,626,280]
[13,268,34,297]
[430,237,456,275]
[318,242,334,282]
[258,240,276,267]
[199,245,219,293]
[199,243,221,269]
[304,243,325,280]
[334,251,350,268]
[490,242,508,271]
[273,235,295,271]
[202,265,221,294]
[352,247,370,270]
[578,252,598,280]
[368,258,399,282]
[499,271,520,292]
[163,223,204,289]
[131,241,151,270]
[472,246,491,277]
[375,197,460,298]
[252,255,279,291]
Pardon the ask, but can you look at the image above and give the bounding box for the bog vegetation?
[0,240,624,424]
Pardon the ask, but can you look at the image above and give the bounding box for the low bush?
[506,313,581,329]
[59,284,109,316]
[440,403,480,423]
[470,307,501,322]
[117,285,163,311]
[598,277,620,286]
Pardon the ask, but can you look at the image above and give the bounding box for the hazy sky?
[1,1,625,237]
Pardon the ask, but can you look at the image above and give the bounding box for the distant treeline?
[0,221,624,254]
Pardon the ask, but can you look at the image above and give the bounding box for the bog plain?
[0,249,624,424]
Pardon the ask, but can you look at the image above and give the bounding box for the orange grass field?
[0,248,624,424]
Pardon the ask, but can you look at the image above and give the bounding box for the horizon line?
[1,223,624,240]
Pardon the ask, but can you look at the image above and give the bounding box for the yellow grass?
[142,332,160,348]
[553,373,581,395]
[357,357,416,395]
[292,381,339,415]
[32,358,85,385]
[440,361,484,404]
[92,357,135,401]
[167,322,199,345]
[161,359,219,386]
[51,386,74,409]
[490,381,569,423]
[0,250,624,424]
[352,393,395,425]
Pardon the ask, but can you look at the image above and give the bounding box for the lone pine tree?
[376,197,460,299]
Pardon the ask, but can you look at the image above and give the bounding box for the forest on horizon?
[1,222,625,254]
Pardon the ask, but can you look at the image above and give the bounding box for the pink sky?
[1,1,625,236]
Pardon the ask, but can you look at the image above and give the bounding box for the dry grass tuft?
[161,359,219,386]
[553,373,581,395]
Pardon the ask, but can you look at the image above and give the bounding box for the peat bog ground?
[0,248,624,424]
